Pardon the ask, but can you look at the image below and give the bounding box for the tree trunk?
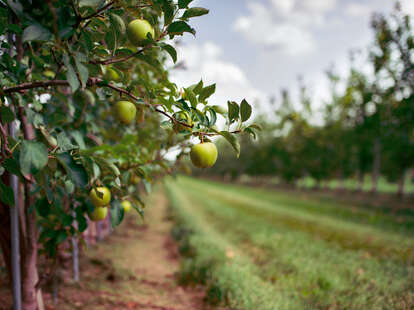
[0,174,13,286]
[371,138,381,194]
[397,170,406,198]
[19,108,43,310]
[21,182,39,310]
[357,171,364,192]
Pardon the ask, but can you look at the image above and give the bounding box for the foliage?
[204,5,414,194]
[0,0,257,260]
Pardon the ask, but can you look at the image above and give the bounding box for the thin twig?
[89,49,146,65]
[81,1,115,21]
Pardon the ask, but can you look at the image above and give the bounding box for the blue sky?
[171,0,414,114]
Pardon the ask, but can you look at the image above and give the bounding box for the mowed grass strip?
[167,176,414,310]
[166,181,309,310]
[197,178,414,235]
[180,176,414,264]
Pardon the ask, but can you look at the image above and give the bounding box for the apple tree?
[0,0,258,309]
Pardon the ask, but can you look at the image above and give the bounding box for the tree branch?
[81,1,115,21]
[2,78,194,129]
[89,49,146,65]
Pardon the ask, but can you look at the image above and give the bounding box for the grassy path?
[42,188,214,310]
[165,176,414,310]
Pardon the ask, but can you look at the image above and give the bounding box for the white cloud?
[233,2,316,55]
[400,0,414,16]
[270,0,295,14]
[299,0,336,14]
[171,41,267,114]
[233,0,338,56]
[345,3,373,18]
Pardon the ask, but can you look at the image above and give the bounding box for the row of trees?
[0,1,256,309]
[209,4,414,196]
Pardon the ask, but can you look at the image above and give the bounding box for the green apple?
[88,206,108,222]
[105,67,121,82]
[42,70,55,79]
[127,19,155,45]
[74,89,95,106]
[114,101,136,124]
[90,187,111,207]
[121,200,132,213]
[190,142,218,168]
[130,173,140,185]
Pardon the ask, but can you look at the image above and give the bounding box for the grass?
[165,176,414,310]
[296,175,414,194]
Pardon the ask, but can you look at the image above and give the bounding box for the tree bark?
[357,171,364,192]
[0,174,12,285]
[371,138,381,194]
[21,182,39,310]
[397,170,406,198]
[19,107,43,310]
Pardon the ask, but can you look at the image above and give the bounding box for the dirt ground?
[0,190,215,310]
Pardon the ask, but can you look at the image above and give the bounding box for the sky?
[170,0,414,115]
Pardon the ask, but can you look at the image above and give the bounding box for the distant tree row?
[203,5,414,196]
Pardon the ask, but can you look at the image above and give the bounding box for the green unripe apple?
[42,70,55,79]
[114,101,136,124]
[74,89,95,106]
[89,187,111,207]
[130,173,140,185]
[127,19,155,45]
[88,206,108,222]
[105,67,121,82]
[190,142,218,168]
[121,200,132,213]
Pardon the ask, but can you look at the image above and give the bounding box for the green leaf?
[205,106,217,127]
[74,55,89,88]
[0,106,15,123]
[199,84,216,102]
[70,131,86,150]
[248,124,262,131]
[110,200,124,228]
[35,197,50,217]
[167,21,195,36]
[57,132,76,152]
[178,0,193,8]
[109,13,125,34]
[0,179,14,206]
[104,28,116,51]
[219,131,240,157]
[22,25,52,42]
[19,141,48,176]
[244,127,257,139]
[184,87,197,108]
[79,0,103,7]
[63,54,80,92]
[240,99,252,122]
[193,80,203,94]
[227,101,239,123]
[57,153,88,188]
[55,231,67,244]
[3,157,21,176]
[161,43,177,63]
[182,7,209,19]
[163,0,175,25]
[7,0,23,16]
